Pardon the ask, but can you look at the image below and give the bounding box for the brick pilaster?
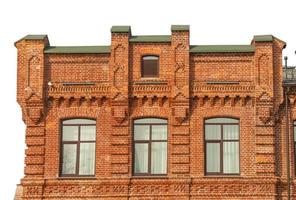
[109,26,131,176]
[170,25,190,176]
[15,35,49,199]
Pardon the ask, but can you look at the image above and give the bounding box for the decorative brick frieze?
[48,85,110,96]
[190,178,277,198]
[19,178,281,199]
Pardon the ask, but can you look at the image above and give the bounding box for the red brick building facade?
[14,25,295,199]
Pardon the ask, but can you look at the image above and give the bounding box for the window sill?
[203,175,241,178]
[57,176,97,180]
[134,79,167,85]
[140,77,160,79]
[131,176,168,179]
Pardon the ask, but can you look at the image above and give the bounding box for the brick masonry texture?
[14,25,294,199]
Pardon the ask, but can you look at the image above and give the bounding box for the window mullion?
[220,124,223,174]
[148,125,152,175]
[76,125,81,176]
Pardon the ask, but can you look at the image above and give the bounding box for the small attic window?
[141,56,159,78]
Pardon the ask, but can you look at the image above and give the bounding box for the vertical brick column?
[109,26,131,176]
[15,35,49,199]
[253,36,285,176]
[170,25,190,176]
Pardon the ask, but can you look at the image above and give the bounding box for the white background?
[0,0,295,199]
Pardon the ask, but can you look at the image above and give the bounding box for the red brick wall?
[46,54,110,84]
[15,27,291,199]
[192,53,254,83]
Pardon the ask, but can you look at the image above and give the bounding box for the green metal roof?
[171,25,190,31]
[15,34,48,46]
[22,35,48,40]
[253,35,273,42]
[44,46,110,54]
[129,35,171,43]
[190,45,255,53]
[111,26,131,33]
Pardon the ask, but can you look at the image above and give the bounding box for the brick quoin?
[13,25,294,199]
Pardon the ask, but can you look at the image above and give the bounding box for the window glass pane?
[143,61,158,77]
[152,125,167,140]
[205,125,221,140]
[294,126,296,142]
[134,143,149,173]
[134,125,150,140]
[63,119,96,125]
[223,142,239,174]
[134,118,167,124]
[223,125,239,140]
[80,126,96,141]
[295,144,296,159]
[79,143,95,175]
[62,126,79,141]
[142,56,159,77]
[151,142,167,174]
[205,118,238,123]
[62,144,77,174]
[206,143,220,173]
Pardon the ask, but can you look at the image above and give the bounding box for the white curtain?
[151,125,167,140]
[80,126,96,141]
[223,125,239,173]
[294,126,296,142]
[223,142,239,173]
[151,142,167,174]
[79,143,96,175]
[223,125,239,140]
[62,144,77,174]
[134,125,150,140]
[205,125,221,140]
[134,143,148,173]
[206,143,220,173]
[62,126,79,141]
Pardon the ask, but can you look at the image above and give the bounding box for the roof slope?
[190,45,255,53]
[129,35,171,43]
[44,46,110,54]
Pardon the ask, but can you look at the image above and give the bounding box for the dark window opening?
[141,56,159,78]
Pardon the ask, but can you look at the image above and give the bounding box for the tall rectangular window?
[60,119,96,177]
[205,118,240,175]
[133,118,167,176]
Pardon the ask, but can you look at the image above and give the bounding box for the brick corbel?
[172,107,189,126]
[111,106,128,126]
[24,93,45,125]
[111,92,129,126]
[256,105,274,126]
[256,92,274,126]
[26,106,43,125]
